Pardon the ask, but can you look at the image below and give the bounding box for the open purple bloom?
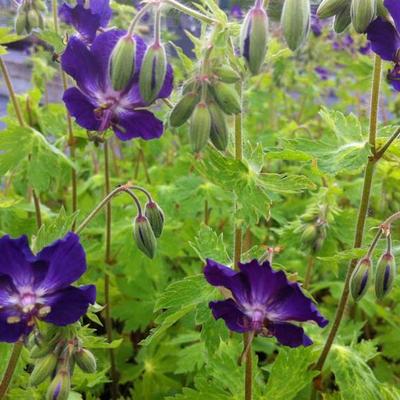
[0,233,96,343]
[61,29,173,141]
[367,0,400,90]
[59,0,112,44]
[204,259,328,348]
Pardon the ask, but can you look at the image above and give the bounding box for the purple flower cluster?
[0,233,95,343]
[204,259,328,348]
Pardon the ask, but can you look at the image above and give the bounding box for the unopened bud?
[74,348,97,374]
[30,343,55,359]
[15,10,28,35]
[30,353,58,386]
[133,215,157,259]
[351,0,376,33]
[301,224,318,246]
[377,0,389,17]
[209,102,229,151]
[145,201,164,238]
[213,66,240,83]
[189,102,211,152]
[281,0,310,51]
[375,252,396,300]
[27,9,41,31]
[139,43,167,103]
[46,370,70,400]
[110,34,136,91]
[334,4,351,33]
[210,82,241,115]
[169,92,200,127]
[350,258,372,302]
[240,5,269,75]
[317,0,349,19]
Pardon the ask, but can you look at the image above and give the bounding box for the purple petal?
[61,36,104,94]
[209,299,249,333]
[157,64,174,99]
[114,109,164,141]
[43,285,96,326]
[385,0,400,33]
[366,18,400,61]
[0,313,30,343]
[63,87,101,131]
[89,0,112,27]
[35,233,87,293]
[269,322,313,348]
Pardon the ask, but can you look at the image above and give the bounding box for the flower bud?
[350,258,372,302]
[110,34,136,91]
[139,43,167,103]
[209,102,229,151]
[377,0,389,17]
[213,66,240,83]
[145,201,164,238]
[210,82,241,115]
[169,92,200,127]
[27,8,42,31]
[189,102,211,153]
[281,0,310,51]
[240,5,269,75]
[333,4,351,33]
[46,370,71,400]
[317,0,349,19]
[15,10,28,35]
[30,343,55,358]
[351,0,376,33]
[301,224,318,246]
[133,215,157,259]
[30,353,58,386]
[375,252,396,300]
[74,348,97,374]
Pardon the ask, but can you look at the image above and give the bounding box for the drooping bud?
[375,252,396,300]
[350,0,377,33]
[377,0,389,17]
[350,257,372,302]
[317,0,349,19]
[27,8,41,31]
[144,201,165,238]
[15,10,28,35]
[333,4,351,33]
[110,34,136,91]
[240,4,269,75]
[210,82,241,115]
[46,369,71,400]
[301,224,318,247]
[169,92,200,127]
[133,215,157,259]
[74,348,97,374]
[189,102,211,153]
[209,102,229,151]
[139,43,167,103]
[30,353,58,386]
[30,342,56,359]
[213,66,241,83]
[281,0,310,51]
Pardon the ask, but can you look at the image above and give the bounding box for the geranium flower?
[0,233,96,343]
[366,0,400,90]
[59,0,112,44]
[61,30,173,141]
[204,259,328,347]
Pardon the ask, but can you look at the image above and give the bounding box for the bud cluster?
[28,326,97,400]
[15,0,46,35]
[298,205,328,254]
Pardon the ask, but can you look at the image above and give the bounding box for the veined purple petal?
[89,0,112,27]
[366,18,400,61]
[209,299,249,333]
[0,312,30,343]
[269,322,313,348]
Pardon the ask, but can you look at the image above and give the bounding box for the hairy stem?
[312,55,382,392]
[0,341,23,399]
[165,0,217,24]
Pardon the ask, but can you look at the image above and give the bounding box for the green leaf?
[36,30,65,53]
[0,27,26,45]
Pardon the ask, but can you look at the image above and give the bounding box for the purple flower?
[315,66,330,81]
[230,4,243,20]
[61,30,173,141]
[0,233,96,343]
[204,259,328,348]
[59,0,112,44]
[367,0,400,90]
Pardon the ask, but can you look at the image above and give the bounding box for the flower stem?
[165,0,217,24]
[0,341,23,399]
[312,55,382,393]
[244,333,253,400]
[52,0,78,227]
[128,3,154,35]
[103,142,118,400]
[303,255,314,290]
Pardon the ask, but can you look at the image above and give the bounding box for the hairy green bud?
[281,0,310,51]
[169,92,200,127]
[350,258,372,302]
[15,11,28,35]
[30,353,58,386]
[46,369,71,400]
[333,4,351,33]
[375,252,396,300]
[210,82,241,115]
[144,201,164,238]
[74,348,97,374]
[317,0,349,19]
[110,35,136,91]
[133,215,157,259]
[213,66,241,83]
[139,43,167,103]
[351,0,377,33]
[209,102,229,151]
[189,102,211,153]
